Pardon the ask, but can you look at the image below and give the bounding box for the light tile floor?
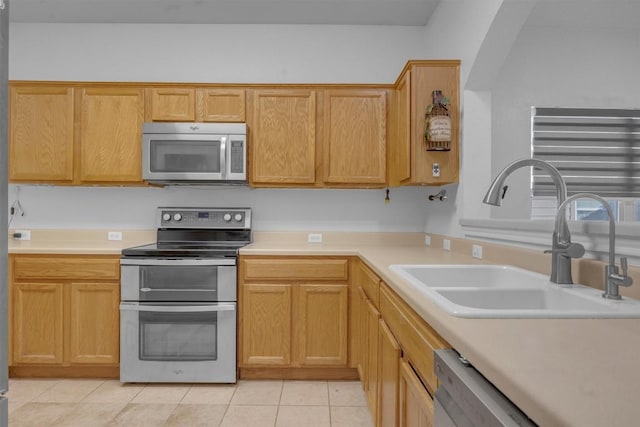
[7,378,374,427]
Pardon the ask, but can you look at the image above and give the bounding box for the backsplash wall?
[8,185,430,231]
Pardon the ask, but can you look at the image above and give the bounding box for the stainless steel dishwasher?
[434,349,537,427]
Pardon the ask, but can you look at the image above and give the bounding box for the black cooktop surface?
[121,242,242,258]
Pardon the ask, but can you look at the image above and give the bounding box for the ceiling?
[9,0,442,26]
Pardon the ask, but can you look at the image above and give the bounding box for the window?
[530,107,640,222]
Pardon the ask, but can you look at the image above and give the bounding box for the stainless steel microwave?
[142,122,247,185]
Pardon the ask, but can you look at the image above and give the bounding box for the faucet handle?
[544,242,585,259]
[621,257,628,275]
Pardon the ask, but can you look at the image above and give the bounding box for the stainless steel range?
[119,207,251,383]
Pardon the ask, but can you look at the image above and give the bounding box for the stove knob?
[223,213,232,222]
[173,213,182,221]
[234,214,243,222]
[162,213,171,221]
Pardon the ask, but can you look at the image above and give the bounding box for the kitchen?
[2,0,640,426]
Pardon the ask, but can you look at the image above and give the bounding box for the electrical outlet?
[424,235,431,246]
[432,163,440,177]
[443,239,451,251]
[308,233,323,243]
[472,244,483,259]
[14,230,31,241]
[108,231,123,241]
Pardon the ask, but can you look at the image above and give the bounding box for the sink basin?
[390,264,640,318]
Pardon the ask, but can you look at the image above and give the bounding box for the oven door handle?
[120,258,236,266]
[119,303,236,313]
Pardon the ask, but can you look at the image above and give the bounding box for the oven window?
[139,311,218,361]
[140,266,218,291]
[150,140,221,173]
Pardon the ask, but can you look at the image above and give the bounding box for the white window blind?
[531,107,640,197]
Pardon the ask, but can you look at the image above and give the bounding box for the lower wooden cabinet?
[239,256,351,377]
[365,296,381,415]
[379,319,401,427]
[9,255,121,377]
[399,358,435,427]
[12,282,64,364]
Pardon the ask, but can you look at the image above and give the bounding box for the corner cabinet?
[9,254,121,378]
[390,60,461,186]
[239,256,354,379]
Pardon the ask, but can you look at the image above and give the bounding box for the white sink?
[390,264,640,318]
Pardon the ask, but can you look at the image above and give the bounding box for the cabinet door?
[9,86,74,182]
[399,358,434,427]
[366,296,381,417]
[242,284,292,366]
[358,287,369,386]
[393,71,411,184]
[197,88,245,122]
[251,89,316,184]
[297,284,348,366]
[323,89,386,185]
[379,319,401,427]
[150,88,195,121]
[79,87,144,183]
[12,283,64,364]
[69,283,120,365]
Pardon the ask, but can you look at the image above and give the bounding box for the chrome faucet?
[483,158,580,284]
[555,193,633,299]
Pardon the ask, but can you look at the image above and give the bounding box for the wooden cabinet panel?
[251,89,316,184]
[13,256,120,281]
[391,61,460,186]
[380,284,449,395]
[349,276,364,374]
[12,283,64,364]
[79,87,144,183]
[359,262,380,307]
[297,284,348,366]
[150,88,195,121]
[365,296,381,416]
[243,258,348,281]
[323,89,386,185]
[197,88,245,122]
[69,283,120,364]
[379,319,401,427]
[9,86,74,182]
[399,358,434,427]
[242,284,292,366]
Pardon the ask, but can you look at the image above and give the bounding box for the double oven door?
[120,258,237,383]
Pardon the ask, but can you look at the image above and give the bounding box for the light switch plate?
[443,239,451,251]
[424,235,431,246]
[108,231,123,241]
[308,233,323,243]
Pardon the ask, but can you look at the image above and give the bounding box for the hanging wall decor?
[424,90,451,151]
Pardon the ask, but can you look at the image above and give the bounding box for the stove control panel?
[157,207,252,229]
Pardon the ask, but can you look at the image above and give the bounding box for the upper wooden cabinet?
[79,87,144,183]
[250,89,317,185]
[390,60,461,186]
[148,87,245,122]
[9,86,75,182]
[323,89,387,186]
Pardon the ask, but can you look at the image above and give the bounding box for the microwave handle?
[220,136,227,179]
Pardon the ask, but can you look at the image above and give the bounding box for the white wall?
[490,23,640,219]
[9,23,431,231]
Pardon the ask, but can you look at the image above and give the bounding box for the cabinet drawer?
[359,263,380,306]
[13,256,120,281]
[380,284,449,395]
[243,258,348,281]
